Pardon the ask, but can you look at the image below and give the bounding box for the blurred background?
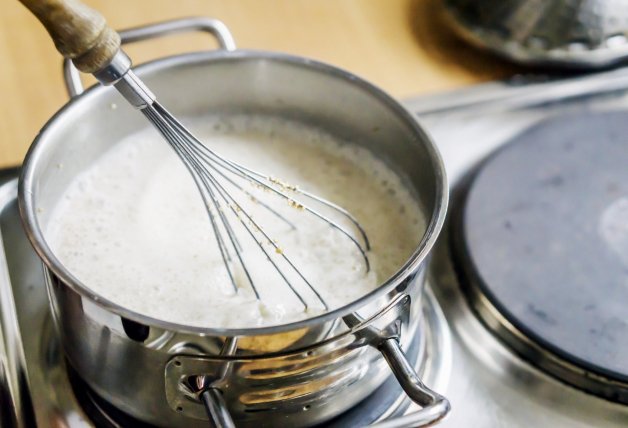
[0,0,514,169]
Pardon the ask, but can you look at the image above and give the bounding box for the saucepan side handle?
[200,388,235,428]
[176,341,449,428]
[372,338,450,428]
[63,17,236,97]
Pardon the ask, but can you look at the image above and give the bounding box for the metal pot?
[18,18,449,428]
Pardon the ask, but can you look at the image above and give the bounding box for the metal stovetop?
[2,67,628,427]
[407,67,628,427]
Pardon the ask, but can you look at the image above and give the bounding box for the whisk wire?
[199,162,326,309]
[142,102,369,311]
[143,107,248,292]
[163,112,371,272]
[184,144,312,308]
[157,105,370,253]
[144,105,314,307]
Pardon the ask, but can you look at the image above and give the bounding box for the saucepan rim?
[18,49,448,336]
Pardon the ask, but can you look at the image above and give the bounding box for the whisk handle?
[18,0,121,74]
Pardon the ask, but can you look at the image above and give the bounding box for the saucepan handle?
[193,340,450,428]
[170,337,449,428]
[371,338,450,428]
[63,17,236,97]
[200,388,235,428]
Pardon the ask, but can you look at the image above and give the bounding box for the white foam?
[45,115,425,328]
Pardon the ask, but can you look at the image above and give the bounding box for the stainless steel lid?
[442,0,628,68]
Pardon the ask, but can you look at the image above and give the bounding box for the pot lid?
[442,0,628,69]
[453,110,628,402]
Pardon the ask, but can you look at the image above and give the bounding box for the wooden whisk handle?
[19,0,121,73]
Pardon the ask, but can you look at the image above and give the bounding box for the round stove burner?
[454,110,628,402]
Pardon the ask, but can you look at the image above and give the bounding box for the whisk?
[20,0,371,310]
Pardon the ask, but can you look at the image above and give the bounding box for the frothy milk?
[46,116,424,328]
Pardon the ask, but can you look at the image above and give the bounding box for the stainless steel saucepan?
[19,18,449,427]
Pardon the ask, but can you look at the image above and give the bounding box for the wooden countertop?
[0,0,515,168]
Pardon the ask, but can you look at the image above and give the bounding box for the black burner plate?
[455,111,628,395]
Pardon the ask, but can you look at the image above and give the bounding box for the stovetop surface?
[3,69,628,427]
[406,69,628,427]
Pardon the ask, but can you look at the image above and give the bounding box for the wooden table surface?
[0,0,515,168]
